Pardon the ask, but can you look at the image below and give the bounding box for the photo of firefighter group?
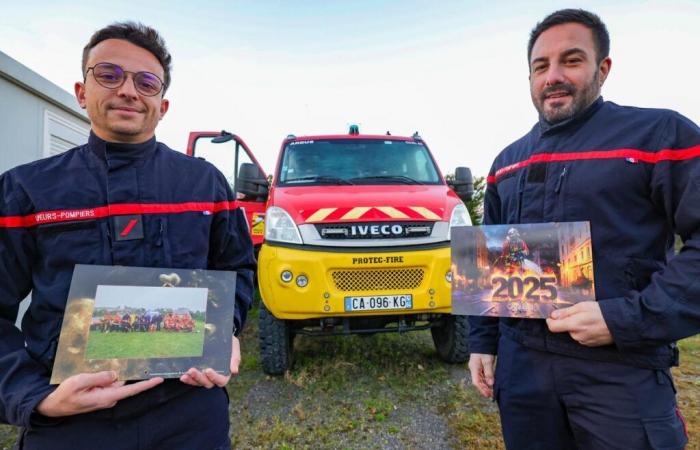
[451,222,595,318]
[51,265,236,383]
[85,285,207,360]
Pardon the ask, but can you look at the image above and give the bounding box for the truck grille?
[331,268,425,291]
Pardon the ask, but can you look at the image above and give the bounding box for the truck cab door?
[187,131,268,247]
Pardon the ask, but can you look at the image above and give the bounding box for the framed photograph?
[451,222,595,318]
[51,264,236,384]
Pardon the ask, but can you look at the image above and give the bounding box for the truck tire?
[259,302,294,375]
[431,314,470,363]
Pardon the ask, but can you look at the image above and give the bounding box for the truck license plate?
[344,294,413,312]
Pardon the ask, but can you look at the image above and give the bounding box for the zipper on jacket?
[102,221,114,264]
[555,166,567,193]
[515,170,527,221]
[157,217,173,267]
[156,219,164,246]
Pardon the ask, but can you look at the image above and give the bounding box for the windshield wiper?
[349,175,424,184]
[284,175,354,185]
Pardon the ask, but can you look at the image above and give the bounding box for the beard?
[532,71,600,124]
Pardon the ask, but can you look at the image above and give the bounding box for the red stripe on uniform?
[488,145,700,183]
[106,201,233,215]
[0,201,235,229]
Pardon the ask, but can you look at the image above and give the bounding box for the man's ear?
[159,98,169,120]
[75,82,87,109]
[598,57,612,87]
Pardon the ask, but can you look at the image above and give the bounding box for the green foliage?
[85,320,205,359]
[446,173,486,225]
[465,175,486,225]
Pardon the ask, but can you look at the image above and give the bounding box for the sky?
[2,0,699,178]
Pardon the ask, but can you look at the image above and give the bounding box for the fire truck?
[188,127,474,375]
[260,126,474,374]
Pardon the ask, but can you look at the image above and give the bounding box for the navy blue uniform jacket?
[0,133,255,427]
[469,98,700,368]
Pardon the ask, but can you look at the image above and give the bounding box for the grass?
[232,316,699,449]
[1,308,698,449]
[674,337,700,443]
[226,309,503,449]
[85,319,205,359]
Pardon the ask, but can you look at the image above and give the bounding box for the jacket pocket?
[641,411,687,450]
[36,219,97,234]
[495,176,521,223]
[493,335,515,396]
[594,254,633,299]
[625,257,664,291]
[35,220,102,267]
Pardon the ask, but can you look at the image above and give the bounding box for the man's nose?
[116,74,140,99]
[544,63,566,86]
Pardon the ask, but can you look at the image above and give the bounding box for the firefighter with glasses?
[0,22,254,449]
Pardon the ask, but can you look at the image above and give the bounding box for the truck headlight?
[447,204,472,240]
[264,206,302,244]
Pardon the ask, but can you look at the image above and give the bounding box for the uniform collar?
[537,96,605,136]
[88,131,158,169]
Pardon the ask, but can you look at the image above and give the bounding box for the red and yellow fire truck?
[188,127,473,375]
[256,126,474,374]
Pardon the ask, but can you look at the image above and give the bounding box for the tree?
[466,175,486,225]
[445,173,486,225]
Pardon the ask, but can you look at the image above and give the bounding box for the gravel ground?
[224,316,504,450]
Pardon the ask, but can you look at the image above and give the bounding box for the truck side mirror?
[450,166,474,202]
[237,163,269,201]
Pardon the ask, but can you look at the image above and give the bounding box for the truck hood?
[270,185,463,224]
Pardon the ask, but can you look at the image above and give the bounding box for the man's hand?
[468,353,496,399]
[180,336,241,388]
[546,301,613,346]
[36,371,163,417]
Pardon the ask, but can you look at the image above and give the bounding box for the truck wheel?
[259,302,294,375]
[431,314,470,363]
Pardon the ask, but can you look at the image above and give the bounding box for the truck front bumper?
[258,244,453,320]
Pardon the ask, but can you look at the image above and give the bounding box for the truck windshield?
[279,139,441,185]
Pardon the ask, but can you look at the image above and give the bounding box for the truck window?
[279,140,441,185]
[193,136,260,195]
[193,136,237,190]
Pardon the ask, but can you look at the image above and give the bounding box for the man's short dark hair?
[528,9,610,65]
[82,21,172,93]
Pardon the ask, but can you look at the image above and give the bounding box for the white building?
[1,50,91,327]
[0,49,90,174]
